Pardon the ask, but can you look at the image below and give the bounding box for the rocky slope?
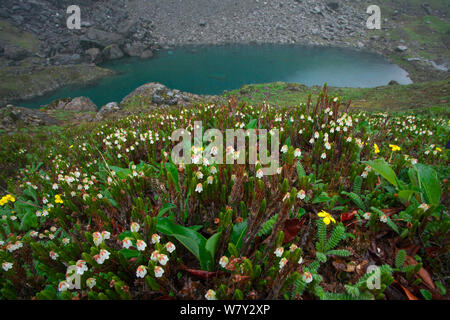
[0,0,448,105]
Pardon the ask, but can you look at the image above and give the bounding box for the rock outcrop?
[61,97,98,112]
[95,102,120,121]
[121,82,202,107]
[0,105,59,132]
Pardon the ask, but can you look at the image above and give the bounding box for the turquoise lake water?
[18,44,412,109]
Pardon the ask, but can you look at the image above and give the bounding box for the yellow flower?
[436,147,442,152]
[374,143,380,154]
[389,144,401,152]
[318,210,336,225]
[69,145,74,149]
[55,194,63,204]
[0,194,15,206]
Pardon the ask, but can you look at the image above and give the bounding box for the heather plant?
[0,86,448,300]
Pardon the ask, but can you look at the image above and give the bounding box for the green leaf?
[386,217,399,234]
[414,164,441,206]
[19,209,38,231]
[297,162,306,178]
[118,231,133,241]
[109,165,132,180]
[165,163,180,193]
[316,251,327,263]
[158,203,177,217]
[312,192,332,204]
[246,119,258,129]
[365,159,399,188]
[420,289,432,300]
[230,221,247,249]
[397,190,416,205]
[157,218,206,260]
[119,249,140,259]
[205,232,222,269]
[156,218,216,270]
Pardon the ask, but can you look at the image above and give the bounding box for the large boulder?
[103,44,124,60]
[80,28,124,49]
[95,102,120,121]
[123,42,148,57]
[121,82,167,105]
[140,50,154,59]
[63,97,98,112]
[121,82,198,107]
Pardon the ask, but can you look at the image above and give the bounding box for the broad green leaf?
[230,221,247,249]
[205,232,222,261]
[119,249,140,259]
[397,190,416,205]
[365,159,399,188]
[156,218,206,261]
[414,164,441,206]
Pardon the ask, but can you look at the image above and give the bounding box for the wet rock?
[123,42,148,57]
[63,97,98,112]
[140,50,154,59]
[103,44,124,60]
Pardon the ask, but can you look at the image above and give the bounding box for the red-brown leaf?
[399,284,419,300]
[282,218,306,244]
[340,210,357,222]
[405,256,435,291]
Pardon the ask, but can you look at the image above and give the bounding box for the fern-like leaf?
[316,218,327,252]
[326,249,351,257]
[324,225,345,251]
[343,191,366,210]
[353,176,363,195]
[257,214,278,237]
[395,250,406,269]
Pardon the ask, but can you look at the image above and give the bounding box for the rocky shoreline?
[0,0,448,105]
[0,82,219,133]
